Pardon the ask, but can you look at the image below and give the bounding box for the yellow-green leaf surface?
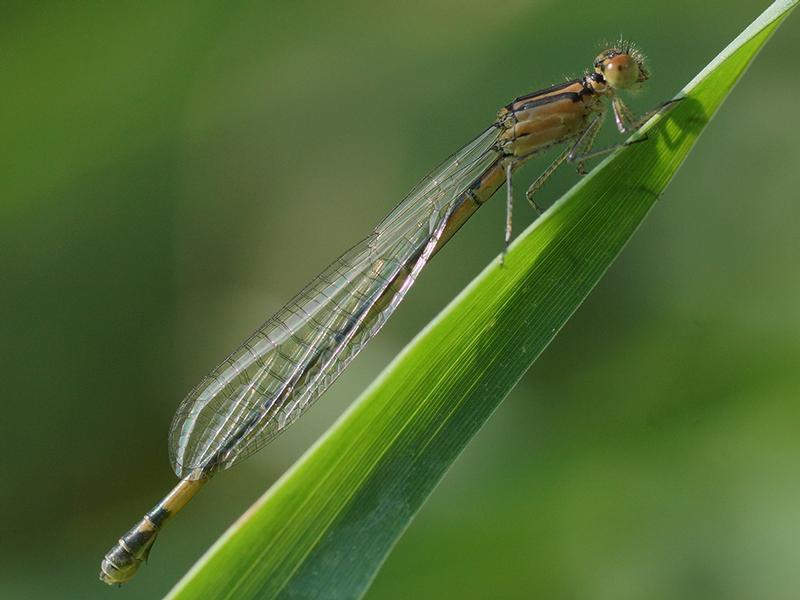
[167,2,797,598]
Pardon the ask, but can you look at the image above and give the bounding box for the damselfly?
[100,43,674,584]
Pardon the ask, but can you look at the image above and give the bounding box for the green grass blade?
[166,2,797,598]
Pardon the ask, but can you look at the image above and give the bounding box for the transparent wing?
[169,125,502,478]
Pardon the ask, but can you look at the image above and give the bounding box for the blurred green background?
[2,1,798,598]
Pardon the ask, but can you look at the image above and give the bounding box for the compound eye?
[601,54,641,89]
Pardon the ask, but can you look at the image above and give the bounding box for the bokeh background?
[2,1,799,598]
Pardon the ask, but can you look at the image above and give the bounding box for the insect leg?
[503,161,514,263]
[569,135,649,163]
[568,111,605,175]
[523,111,603,212]
[628,97,685,130]
[523,146,570,214]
